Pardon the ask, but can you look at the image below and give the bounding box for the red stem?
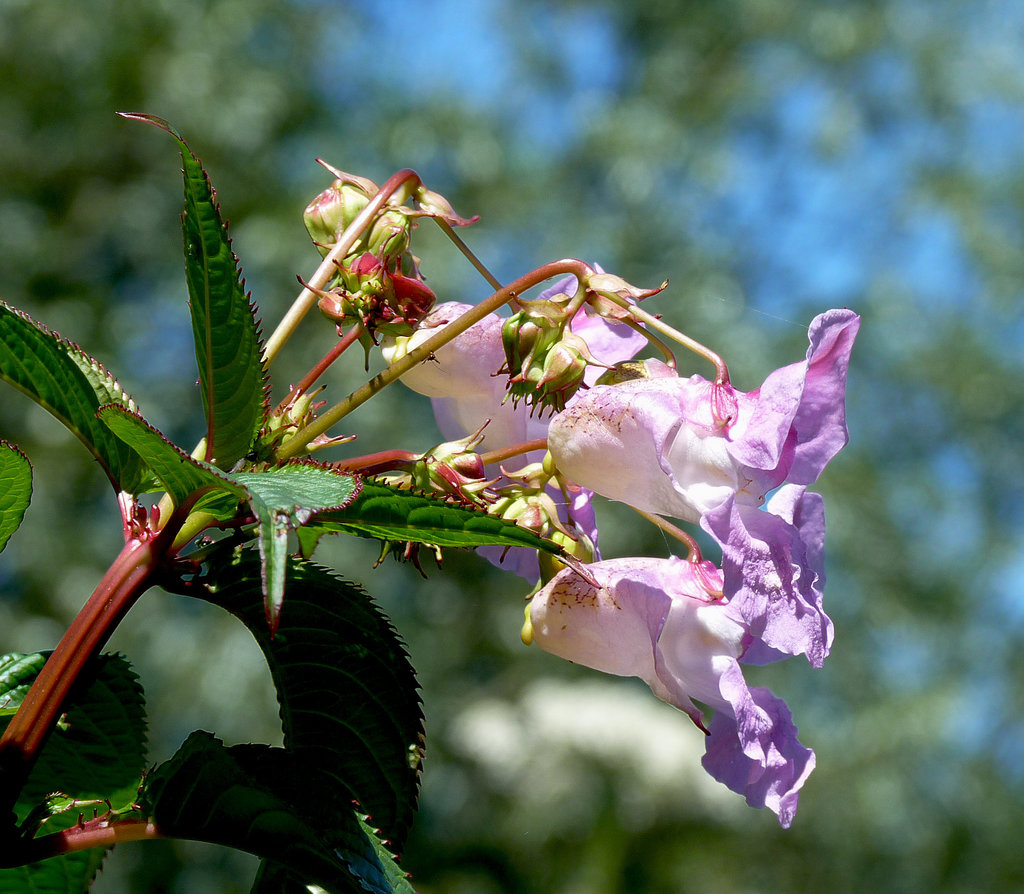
[331,449,419,474]
[1,817,163,867]
[273,323,365,418]
[0,526,175,822]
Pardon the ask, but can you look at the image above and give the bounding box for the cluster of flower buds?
[487,454,597,573]
[500,293,601,414]
[302,169,476,348]
[315,251,437,344]
[254,387,353,460]
[379,430,497,507]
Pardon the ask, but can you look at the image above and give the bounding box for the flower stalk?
[262,169,423,365]
[273,260,594,460]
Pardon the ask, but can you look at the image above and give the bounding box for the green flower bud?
[303,180,372,256]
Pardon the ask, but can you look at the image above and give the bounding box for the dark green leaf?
[300,480,562,555]
[98,405,245,517]
[0,442,31,553]
[0,303,151,494]
[0,652,147,892]
[198,549,423,851]
[143,732,413,894]
[230,463,362,631]
[120,113,269,469]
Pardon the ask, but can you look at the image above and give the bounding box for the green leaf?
[0,652,148,891]
[230,463,362,631]
[300,480,563,555]
[199,549,423,851]
[0,303,152,493]
[142,732,414,894]
[0,442,31,553]
[120,113,269,469]
[98,405,245,517]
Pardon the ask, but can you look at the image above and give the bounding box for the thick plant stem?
[262,169,422,365]
[275,259,594,460]
[1,818,163,868]
[0,528,173,821]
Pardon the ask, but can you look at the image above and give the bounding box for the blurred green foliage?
[1,0,1023,890]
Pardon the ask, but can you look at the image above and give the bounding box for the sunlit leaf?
[0,303,151,494]
[298,480,562,556]
[0,442,31,553]
[120,113,269,469]
[230,463,362,631]
[98,405,245,517]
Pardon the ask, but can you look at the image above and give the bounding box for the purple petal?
[787,309,860,484]
[701,660,815,828]
[570,309,649,377]
[703,486,831,667]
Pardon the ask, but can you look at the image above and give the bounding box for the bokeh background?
[2,0,1023,891]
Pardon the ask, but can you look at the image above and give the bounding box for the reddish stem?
[272,323,365,417]
[0,525,176,822]
[331,449,420,474]
[478,439,549,467]
[298,323,364,397]
[1,817,163,867]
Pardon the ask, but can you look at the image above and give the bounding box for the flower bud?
[413,186,480,228]
[303,180,372,256]
[366,209,412,262]
[585,272,666,321]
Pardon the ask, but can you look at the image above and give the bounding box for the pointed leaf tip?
[116,111,180,139]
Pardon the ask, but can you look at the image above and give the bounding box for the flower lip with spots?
[528,555,815,828]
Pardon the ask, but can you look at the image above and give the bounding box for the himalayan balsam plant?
[0,116,859,891]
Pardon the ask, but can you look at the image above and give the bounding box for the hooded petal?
[382,301,506,399]
[701,661,815,828]
[787,309,861,484]
[530,556,815,825]
[548,377,740,521]
[528,557,674,684]
[728,309,860,483]
[703,485,831,667]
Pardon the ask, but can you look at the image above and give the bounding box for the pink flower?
[546,309,859,666]
[528,556,815,827]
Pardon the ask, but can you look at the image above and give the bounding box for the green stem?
[274,259,594,461]
[262,169,422,365]
[433,218,503,291]
[0,523,178,822]
[606,295,729,384]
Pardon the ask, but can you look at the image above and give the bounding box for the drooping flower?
[527,556,815,828]
[546,309,859,666]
